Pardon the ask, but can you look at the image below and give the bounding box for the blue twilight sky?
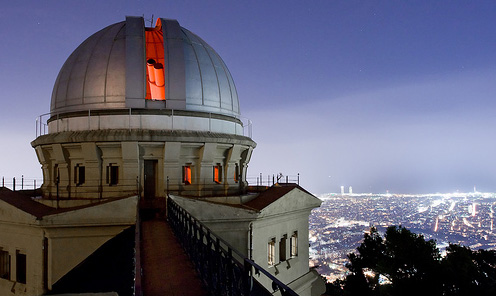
[1,0,496,194]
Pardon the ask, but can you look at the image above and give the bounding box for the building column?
[52,144,70,198]
[121,142,140,197]
[81,143,102,199]
[198,143,216,196]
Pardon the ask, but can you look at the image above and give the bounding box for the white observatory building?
[32,17,255,199]
[0,16,324,296]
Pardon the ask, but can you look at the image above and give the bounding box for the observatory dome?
[51,17,239,117]
[33,16,255,199]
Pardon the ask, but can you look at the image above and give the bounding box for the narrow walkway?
[141,218,208,296]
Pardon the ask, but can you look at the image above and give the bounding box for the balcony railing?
[167,197,298,296]
[246,173,300,187]
[35,109,253,138]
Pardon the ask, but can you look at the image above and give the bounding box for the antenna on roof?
[144,14,154,27]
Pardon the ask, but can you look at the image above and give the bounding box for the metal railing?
[28,175,242,198]
[1,176,43,191]
[167,197,298,296]
[134,200,143,296]
[35,109,253,138]
[0,173,301,195]
[246,173,300,187]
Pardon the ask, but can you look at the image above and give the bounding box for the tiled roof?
[244,183,313,211]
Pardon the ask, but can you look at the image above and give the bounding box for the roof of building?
[51,17,240,118]
[0,187,60,218]
[244,183,315,211]
[0,187,135,220]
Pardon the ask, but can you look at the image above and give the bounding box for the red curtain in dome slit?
[145,19,165,100]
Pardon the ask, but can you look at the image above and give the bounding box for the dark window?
[234,163,239,183]
[183,166,192,185]
[16,251,26,284]
[0,249,10,280]
[279,235,287,262]
[74,164,85,186]
[54,164,59,185]
[106,164,118,186]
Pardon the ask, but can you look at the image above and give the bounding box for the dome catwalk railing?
[1,176,43,191]
[167,196,298,296]
[0,173,300,199]
[35,109,253,138]
[0,173,301,193]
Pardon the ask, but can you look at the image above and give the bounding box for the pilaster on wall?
[223,145,234,194]
[121,142,140,196]
[35,146,51,194]
[240,146,254,188]
[198,143,217,195]
[163,142,181,193]
[52,144,70,198]
[81,143,102,198]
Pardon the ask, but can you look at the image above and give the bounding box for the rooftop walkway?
[141,216,208,296]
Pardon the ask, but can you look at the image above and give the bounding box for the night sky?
[1,1,496,194]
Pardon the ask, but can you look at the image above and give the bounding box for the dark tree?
[325,226,496,296]
[381,226,441,295]
[324,226,452,296]
[441,243,496,296]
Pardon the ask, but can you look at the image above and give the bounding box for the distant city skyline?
[310,191,496,280]
[2,1,496,194]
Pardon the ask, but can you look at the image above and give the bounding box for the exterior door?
[144,160,157,199]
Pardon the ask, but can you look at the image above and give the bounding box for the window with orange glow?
[213,164,222,184]
[183,166,192,185]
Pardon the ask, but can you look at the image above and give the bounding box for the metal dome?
[50,17,240,117]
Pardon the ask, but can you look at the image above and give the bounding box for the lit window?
[74,164,85,186]
[16,251,26,284]
[234,163,239,183]
[213,164,222,184]
[183,166,192,185]
[268,238,276,266]
[279,235,287,262]
[290,231,298,257]
[106,164,118,186]
[0,249,10,280]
